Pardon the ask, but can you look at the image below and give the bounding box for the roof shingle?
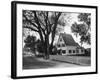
[59,33,79,46]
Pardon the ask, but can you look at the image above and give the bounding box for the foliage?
[36,40,45,53]
[71,13,91,45]
[24,35,37,52]
[78,13,91,28]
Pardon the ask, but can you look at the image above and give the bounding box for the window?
[58,44,60,47]
[62,50,66,54]
[60,39,62,41]
[62,44,65,47]
[73,50,75,53]
[76,50,79,53]
[69,50,71,53]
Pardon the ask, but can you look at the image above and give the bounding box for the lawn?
[50,55,91,66]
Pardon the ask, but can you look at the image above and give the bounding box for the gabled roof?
[59,33,79,46]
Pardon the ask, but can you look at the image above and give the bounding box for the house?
[56,33,84,55]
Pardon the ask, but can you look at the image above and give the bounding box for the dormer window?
[60,38,62,41]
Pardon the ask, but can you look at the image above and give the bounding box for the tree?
[24,35,37,53]
[71,13,91,46]
[23,10,66,59]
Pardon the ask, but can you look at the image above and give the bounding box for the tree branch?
[23,14,38,29]
[23,26,39,32]
[50,12,62,47]
[33,11,46,36]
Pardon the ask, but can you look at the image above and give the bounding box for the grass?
[50,55,91,66]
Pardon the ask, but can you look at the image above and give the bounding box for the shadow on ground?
[23,56,57,69]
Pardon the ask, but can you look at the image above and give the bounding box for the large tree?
[23,10,66,59]
[71,13,91,46]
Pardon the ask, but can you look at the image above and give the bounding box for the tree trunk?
[44,35,50,59]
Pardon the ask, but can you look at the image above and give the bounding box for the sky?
[23,12,91,48]
[63,13,91,48]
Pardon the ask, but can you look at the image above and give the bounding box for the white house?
[56,33,84,55]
